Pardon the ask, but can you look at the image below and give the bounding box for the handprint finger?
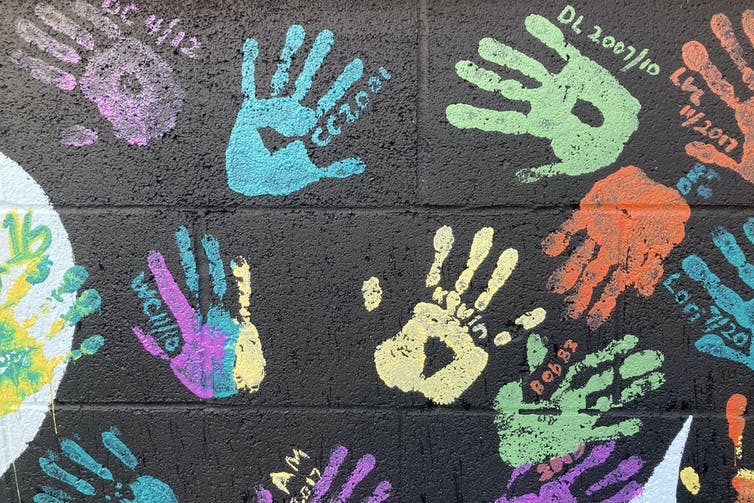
[39,453,96,495]
[241,38,259,98]
[70,0,120,39]
[711,13,754,91]
[580,368,615,408]
[695,333,752,365]
[318,157,366,180]
[132,326,169,359]
[34,488,70,503]
[564,246,614,319]
[566,334,638,378]
[524,14,577,63]
[585,456,644,496]
[682,255,753,329]
[559,441,615,485]
[477,36,548,83]
[292,29,335,101]
[101,427,139,469]
[332,453,376,502]
[175,226,199,295]
[445,103,530,134]
[310,445,348,503]
[426,225,454,289]
[9,49,76,91]
[619,349,665,379]
[474,248,518,311]
[682,41,740,108]
[201,234,227,302]
[454,227,493,295]
[16,19,80,63]
[316,58,364,117]
[601,480,644,503]
[634,253,664,297]
[59,437,114,480]
[619,371,666,404]
[743,217,754,247]
[454,60,530,101]
[541,210,588,257]
[685,141,741,173]
[231,256,252,323]
[588,268,631,330]
[271,24,305,96]
[363,480,392,503]
[146,250,197,339]
[34,3,94,50]
[591,419,643,441]
[712,225,754,289]
[547,238,595,294]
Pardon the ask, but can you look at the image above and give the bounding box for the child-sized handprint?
[256,445,391,503]
[226,24,385,196]
[373,225,518,404]
[495,333,665,467]
[131,226,265,399]
[495,441,644,502]
[1,209,103,418]
[446,13,640,183]
[35,426,177,502]
[10,0,184,146]
[681,218,754,370]
[543,166,690,330]
[681,11,754,184]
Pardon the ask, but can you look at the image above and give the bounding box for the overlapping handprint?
[495,334,665,467]
[373,225,518,404]
[35,426,177,502]
[681,10,754,184]
[446,13,640,183]
[131,226,265,399]
[256,445,391,503]
[495,441,645,503]
[10,0,184,146]
[543,166,690,329]
[226,24,388,196]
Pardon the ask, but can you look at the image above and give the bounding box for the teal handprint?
[494,334,664,467]
[226,25,374,196]
[35,426,177,502]
[446,14,640,183]
[682,218,754,370]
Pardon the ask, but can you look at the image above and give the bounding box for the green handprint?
[446,14,640,183]
[494,334,664,467]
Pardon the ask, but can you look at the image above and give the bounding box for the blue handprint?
[682,217,754,369]
[226,25,372,196]
[35,426,177,502]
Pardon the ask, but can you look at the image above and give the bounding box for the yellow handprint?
[373,226,518,404]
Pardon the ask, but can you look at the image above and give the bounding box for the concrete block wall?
[0,0,751,500]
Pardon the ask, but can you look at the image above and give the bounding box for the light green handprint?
[446,14,640,183]
[494,334,664,467]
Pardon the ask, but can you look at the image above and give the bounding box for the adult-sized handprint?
[543,166,690,330]
[495,441,644,503]
[131,226,265,399]
[227,24,382,196]
[681,11,754,183]
[495,333,665,467]
[373,226,517,405]
[681,218,754,370]
[1,209,103,418]
[446,13,640,183]
[10,0,184,146]
[256,445,392,503]
[35,426,177,502]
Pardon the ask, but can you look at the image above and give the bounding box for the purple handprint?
[496,442,644,503]
[10,0,184,146]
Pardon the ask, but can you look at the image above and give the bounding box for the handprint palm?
[543,166,690,329]
[226,25,368,196]
[496,441,644,503]
[35,426,177,503]
[373,225,518,404]
[10,0,184,146]
[681,11,754,183]
[682,218,754,370]
[495,334,665,467]
[131,226,265,399]
[446,14,640,183]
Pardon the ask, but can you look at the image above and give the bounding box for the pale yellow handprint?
[373,226,518,404]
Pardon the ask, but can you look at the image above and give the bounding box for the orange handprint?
[682,11,754,183]
[543,166,690,330]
